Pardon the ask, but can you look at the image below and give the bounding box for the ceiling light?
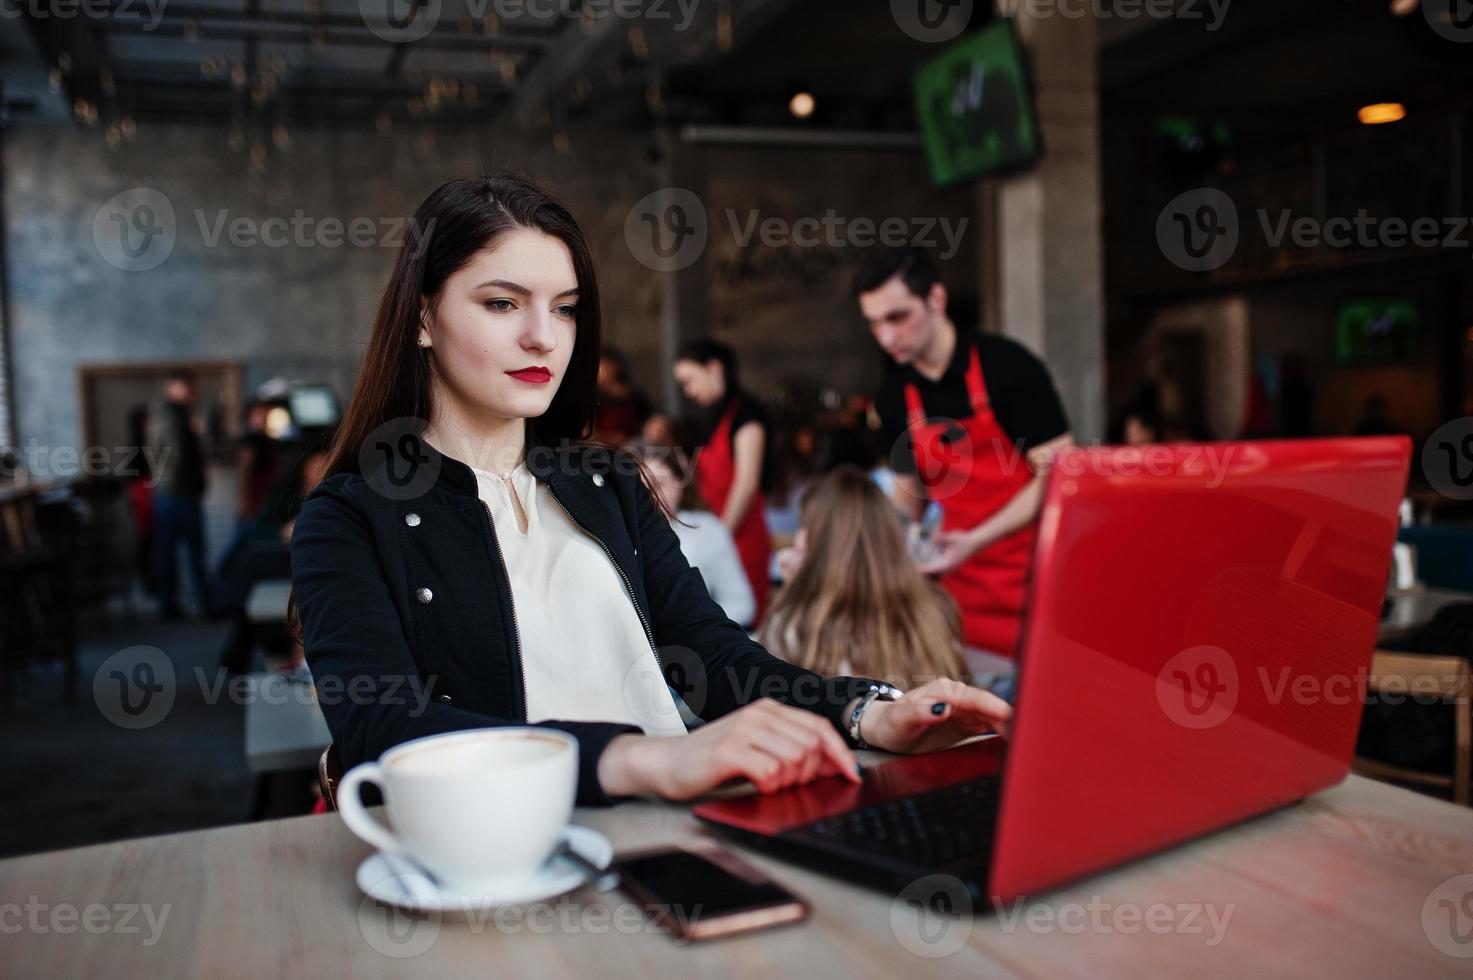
[789,91,816,119]
[1357,103,1406,125]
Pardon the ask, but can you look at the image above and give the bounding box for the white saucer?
[356,825,614,913]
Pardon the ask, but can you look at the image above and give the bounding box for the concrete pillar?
[993,12,1106,444]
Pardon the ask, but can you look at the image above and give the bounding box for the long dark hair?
[321,172,602,481]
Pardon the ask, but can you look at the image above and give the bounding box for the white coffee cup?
[337,728,578,891]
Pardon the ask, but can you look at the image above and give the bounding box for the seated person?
[628,441,756,629]
[759,465,968,690]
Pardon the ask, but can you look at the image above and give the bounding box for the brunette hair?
[850,245,941,300]
[759,465,967,688]
[321,172,602,482]
[675,337,740,398]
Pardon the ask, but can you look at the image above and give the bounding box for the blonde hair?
[759,465,967,688]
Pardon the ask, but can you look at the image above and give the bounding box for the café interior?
[1,1,1472,976]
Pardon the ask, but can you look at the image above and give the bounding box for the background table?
[2,771,1471,978]
[244,579,293,626]
[242,671,332,775]
[1379,588,1473,645]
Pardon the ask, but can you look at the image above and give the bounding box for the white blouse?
[472,462,687,737]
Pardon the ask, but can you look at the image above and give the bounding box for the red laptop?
[695,438,1411,903]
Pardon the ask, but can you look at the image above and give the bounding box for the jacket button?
[592,473,605,487]
[437,694,453,705]
[415,587,434,605]
[405,512,422,527]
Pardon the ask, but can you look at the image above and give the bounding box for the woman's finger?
[771,703,861,784]
[719,743,785,794]
[752,728,813,788]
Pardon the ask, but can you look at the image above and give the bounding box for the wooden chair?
[318,744,343,812]
[1353,649,1471,805]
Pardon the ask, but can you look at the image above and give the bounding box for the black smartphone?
[614,841,808,941]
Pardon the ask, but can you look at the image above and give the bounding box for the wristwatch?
[847,683,903,749]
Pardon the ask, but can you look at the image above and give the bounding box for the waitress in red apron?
[854,246,1072,661]
[673,339,772,620]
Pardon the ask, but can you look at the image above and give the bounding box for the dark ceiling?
[2,0,1469,146]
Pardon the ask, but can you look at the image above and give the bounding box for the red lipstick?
[506,366,552,385]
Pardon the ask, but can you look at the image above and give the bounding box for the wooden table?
[2,772,1471,978]
[1379,588,1473,644]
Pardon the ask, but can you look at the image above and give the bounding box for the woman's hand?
[857,678,1012,755]
[597,698,861,801]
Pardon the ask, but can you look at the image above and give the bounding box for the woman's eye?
[554,304,578,320]
[484,298,516,313]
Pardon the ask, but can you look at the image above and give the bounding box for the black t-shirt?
[874,332,1069,476]
[704,391,768,454]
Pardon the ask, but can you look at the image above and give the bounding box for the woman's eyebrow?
[473,280,579,300]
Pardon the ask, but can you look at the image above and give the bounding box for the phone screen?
[616,848,798,921]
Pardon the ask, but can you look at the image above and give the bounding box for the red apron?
[905,346,1036,657]
[696,397,771,621]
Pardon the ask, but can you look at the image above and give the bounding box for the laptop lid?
[988,437,1411,901]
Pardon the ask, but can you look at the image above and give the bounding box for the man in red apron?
[855,247,1072,663]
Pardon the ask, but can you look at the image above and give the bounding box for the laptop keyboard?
[790,776,1001,870]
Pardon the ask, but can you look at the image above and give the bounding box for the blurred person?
[292,173,1009,806]
[146,369,212,619]
[673,338,773,620]
[1353,393,1404,437]
[855,246,1072,663]
[217,438,333,675]
[640,411,678,447]
[627,442,755,628]
[125,404,157,595]
[760,465,968,691]
[592,348,653,446]
[1110,395,1163,446]
[236,400,283,521]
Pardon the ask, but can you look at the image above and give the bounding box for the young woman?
[626,441,755,628]
[761,465,969,690]
[673,339,772,620]
[291,173,1010,807]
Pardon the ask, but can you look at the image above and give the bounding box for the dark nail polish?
[931,702,948,716]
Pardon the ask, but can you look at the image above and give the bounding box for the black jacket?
[290,432,878,805]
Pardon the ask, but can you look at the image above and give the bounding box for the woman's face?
[421,227,579,437]
[673,358,724,407]
[647,459,682,515]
